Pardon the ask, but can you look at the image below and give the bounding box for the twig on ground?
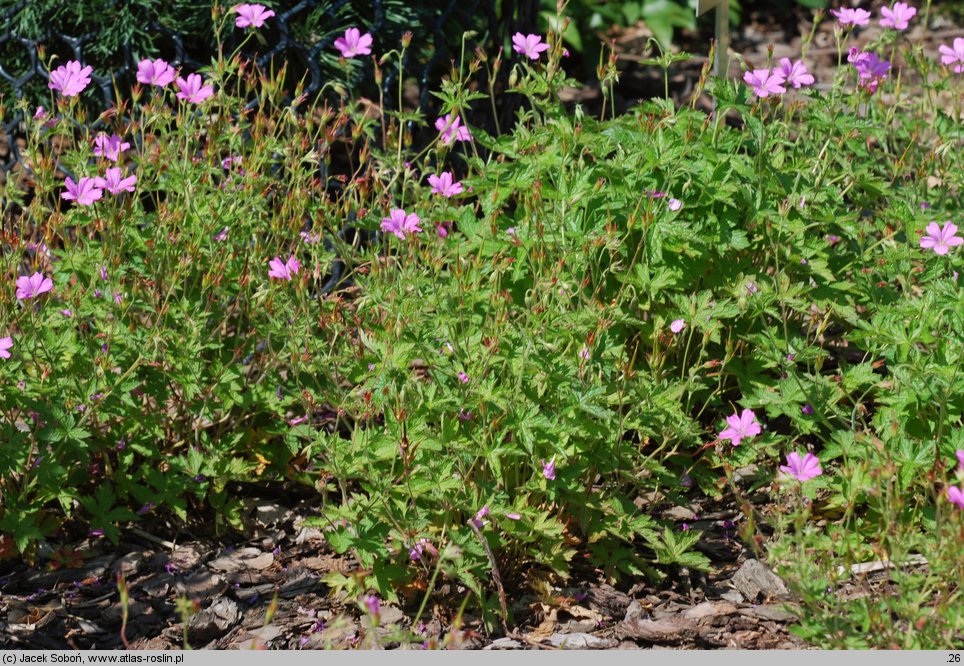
[129,528,176,551]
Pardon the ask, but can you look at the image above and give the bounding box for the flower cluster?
[747,4,961,100]
[848,49,891,94]
[831,2,916,30]
[136,58,214,104]
[743,58,813,99]
[63,131,137,205]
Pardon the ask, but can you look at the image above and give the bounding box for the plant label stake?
[698,0,730,83]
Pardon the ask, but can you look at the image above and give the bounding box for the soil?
[0,486,809,650]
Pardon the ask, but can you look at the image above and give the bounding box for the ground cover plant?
[0,0,962,649]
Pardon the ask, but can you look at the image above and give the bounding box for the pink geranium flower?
[859,53,891,82]
[365,595,380,617]
[471,505,490,528]
[743,69,787,98]
[849,50,891,93]
[334,27,373,58]
[668,198,683,211]
[939,38,964,73]
[779,451,823,482]
[428,172,463,198]
[48,60,92,97]
[831,7,872,26]
[62,177,103,206]
[541,457,556,480]
[719,408,762,446]
[670,318,686,334]
[95,168,137,195]
[268,254,301,280]
[778,58,815,88]
[0,336,12,359]
[136,58,176,87]
[512,33,550,60]
[175,73,214,104]
[880,2,916,30]
[93,133,130,162]
[920,221,964,255]
[948,486,964,510]
[409,538,437,561]
[233,3,275,29]
[955,449,964,469]
[16,272,54,300]
[380,209,423,240]
[434,112,472,145]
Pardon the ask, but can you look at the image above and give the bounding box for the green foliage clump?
[0,4,962,646]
